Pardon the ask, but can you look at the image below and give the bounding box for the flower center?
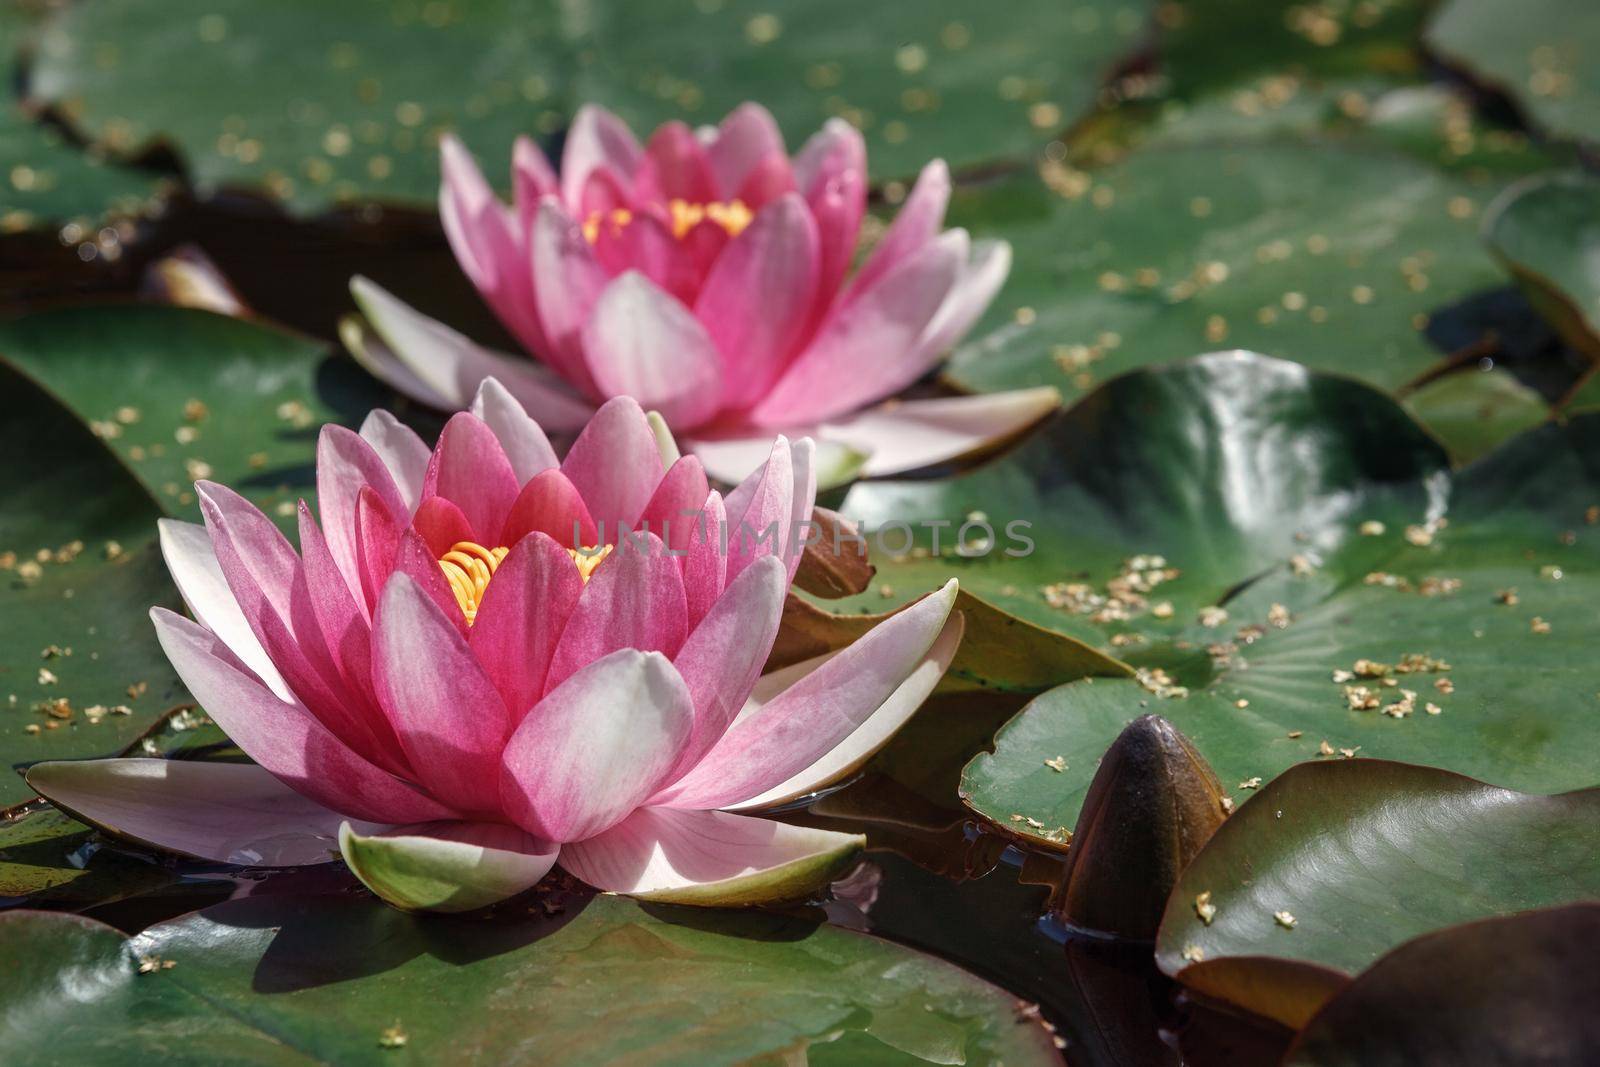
[438,541,612,624]
[582,198,753,244]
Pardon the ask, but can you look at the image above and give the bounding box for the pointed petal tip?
[339,820,558,913]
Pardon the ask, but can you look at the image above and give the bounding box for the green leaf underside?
[942,139,1515,405]
[1483,171,1600,360]
[0,894,1061,1066]
[0,304,394,532]
[28,0,1152,213]
[1155,760,1600,1027]
[0,364,184,808]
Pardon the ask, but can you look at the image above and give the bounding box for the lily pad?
[0,304,395,530]
[1483,171,1600,361]
[0,805,174,905]
[1426,0,1600,147]
[943,139,1513,405]
[1283,904,1600,1066]
[0,365,184,807]
[1153,760,1600,1029]
[1400,365,1549,463]
[0,893,1064,1065]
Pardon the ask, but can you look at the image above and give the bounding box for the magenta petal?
[846,158,951,299]
[545,532,688,691]
[469,531,583,723]
[501,468,599,549]
[793,118,866,200]
[582,272,726,429]
[590,212,698,305]
[634,120,718,206]
[512,134,559,235]
[809,167,867,315]
[422,412,521,544]
[638,455,710,552]
[411,496,476,557]
[296,502,378,713]
[355,486,402,613]
[373,574,512,817]
[27,758,382,866]
[358,410,430,514]
[751,232,965,427]
[667,556,786,776]
[499,649,694,843]
[733,151,798,211]
[151,608,451,824]
[317,424,411,615]
[707,102,785,200]
[469,377,559,483]
[531,200,608,392]
[561,105,644,211]
[694,193,819,412]
[657,579,959,810]
[559,395,663,536]
[390,527,466,631]
[680,491,728,630]
[721,436,794,584]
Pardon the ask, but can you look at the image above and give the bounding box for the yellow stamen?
[438,540,613,624]
[581,199,753,245]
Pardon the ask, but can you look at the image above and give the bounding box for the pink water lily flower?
[343,102,1059,487]
[26,383,963,912]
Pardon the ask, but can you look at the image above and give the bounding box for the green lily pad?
[1483,171,1600,361]
[0,365,184,807]
[0,304,394,530]
[0,805,174,905]
[1283,904,1600,1066]
[1426,0,1600,147]
[0,893,1064,1065]
[1153,760,1600,1029]
[943,139,1513,405]
[1401,365,1549,463]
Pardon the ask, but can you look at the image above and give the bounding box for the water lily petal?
[469,531,584,721]
[809,166,867,319]
[679,490,727,629]
[558,806,862,905]
[501,468,599,549]
[151,608,450,824]
[422,412,521,544]
[707,102,785,199]
[846,158,950,299]
[500,649,694,843]
[512,134,559,234]
[751,232,965,427]
[695,193,819,411]
[410,496,476,557]
[909,238,1012,368]
[373,575,512,816]
[638,455,710,552]
[732,152,798,211]
[157,518,289,701]
[469,376,559,482]
[560,395,663,536]
[358,409,430,513]
[634,120,718,206]
[582,272,726,429]
[27,758,378,866]
[339,820,557,913]
[317,421,411,613]
[657,579,959,810]
[561,104,643,211]
[545,531,688,690]
[355,485,403,613]
[792,117,865,200]
[350,275,594,430]
[721,436,805,583]
[339,312,455,410]
[826,386,1062,478]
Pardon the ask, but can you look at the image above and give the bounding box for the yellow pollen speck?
[583,199,752,244]
[439,541,611,623]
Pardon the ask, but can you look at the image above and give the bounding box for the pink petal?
[422,412,521,544]
[340,312,455,411]
[909,238,1012,367]
[846,158,951,299]
[373,574,513,816]
[27,758,383,866]
[339,819,557,913]
[656,579,959,809]
[687,432,867,491]
[706,102,785,199]
[638,455,710,552]
[512,134,559,235]
[559,395,664,537]
[531,201,609,393]
[545,531,688,690]
[469,376,559,482]
[499,649,694,842]
[501,468,599,549]
[751,231,965,427]
[151,607,451,824]
[295,502,381,722]
[733,151,798,211]
[828,386,1060,478]
[390,527,467,631]
[667,556,786,776]
[557,806,862,902]
[469,531,584,721]
[316,422,411,614]
[721,436,810,583]
[792,118,866,200]
[411,496,476,557]
[694,193,819,412]
[633,120,718,206]
[350,276,594,431]
[589,211,698,304]
[808,167,867,309]
[355,485,402,613]
[680,491,727,629]
[582,272,726,429]
[561,105,644,211]
[358,410,430,514]
[157,518,288,701]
